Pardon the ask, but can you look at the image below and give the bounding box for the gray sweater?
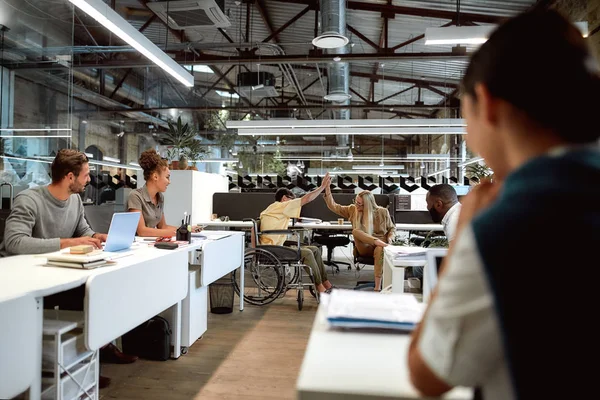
[0,186,95,257]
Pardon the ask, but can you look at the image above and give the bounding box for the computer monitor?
[424,248,448,303]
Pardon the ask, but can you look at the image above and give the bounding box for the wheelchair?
[231,218,319,310]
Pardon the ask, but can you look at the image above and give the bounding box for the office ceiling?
[0,0,540,167]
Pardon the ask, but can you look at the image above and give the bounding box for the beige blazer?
[324,194,395,242]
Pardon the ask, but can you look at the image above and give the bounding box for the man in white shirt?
[426,184,461,242]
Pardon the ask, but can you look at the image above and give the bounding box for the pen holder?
[176,224,191,242]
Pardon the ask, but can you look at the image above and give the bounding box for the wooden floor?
[99,292,320,400]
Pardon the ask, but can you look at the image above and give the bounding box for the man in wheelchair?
[259,174,334,294]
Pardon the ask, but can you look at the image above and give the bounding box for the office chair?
[312,231,351,274]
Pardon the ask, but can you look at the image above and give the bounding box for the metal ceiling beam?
[94,103,456,113]
[376,84,416,104]
[255,0,280,43]
[347,24,380,51]
[12,53,469,71]
[262,6,311,43]
[285,77,320,104]
[199,65,236,99]
[349,88,369,103]
[270,0,506,23]
[390,21,453,51]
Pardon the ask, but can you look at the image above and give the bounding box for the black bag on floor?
[122,316,171,361]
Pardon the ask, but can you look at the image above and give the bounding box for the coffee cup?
[338,218,344,225]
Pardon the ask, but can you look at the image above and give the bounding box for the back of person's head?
[139,149,168,181]
[428,184,458,205]
[51,149,89,183]
[275,188,295,202]
[461,9,600,143]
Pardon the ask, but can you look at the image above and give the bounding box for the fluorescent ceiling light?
[352,165,405,170]
[68,0,193,87]
[237,127,465,136]
[407,154,450,159]
[0,128,72,131]
[425,25,495,45]
[103,156,121,163]
[0,135,71,138]
[228,118,465,129]
[184,64,213,73]
[426,22,588,46]
[85,153,94,158]
[0,155,53,164]
[216,90,239,99]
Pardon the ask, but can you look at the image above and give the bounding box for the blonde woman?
[324,187,395,291]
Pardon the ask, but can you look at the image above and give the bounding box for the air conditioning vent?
[236,71,278,98]
[147,0,230,29]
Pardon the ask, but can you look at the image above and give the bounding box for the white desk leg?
[171,301,182,359]
[391,267,406,294]
[239,240,244,311]
[29,297,43,400]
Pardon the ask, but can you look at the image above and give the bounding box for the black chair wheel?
[180,346,188,355]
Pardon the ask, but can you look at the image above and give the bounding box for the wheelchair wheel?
[297,290,304,311]
[232,248,285,306]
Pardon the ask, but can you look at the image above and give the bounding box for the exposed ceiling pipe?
[320,0,351,154]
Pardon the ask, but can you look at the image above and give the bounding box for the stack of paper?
[45,250,109,269]
[387,245,427,259]
[325,290,425,331]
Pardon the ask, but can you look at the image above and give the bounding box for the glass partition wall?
[0,1,141,205]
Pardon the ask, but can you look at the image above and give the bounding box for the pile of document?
[325,290,425,332]
[387,245,427,259]
[45,250,109,269]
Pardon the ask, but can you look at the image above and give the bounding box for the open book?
[325,290,425,332]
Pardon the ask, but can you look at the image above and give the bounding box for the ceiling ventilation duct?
[312,0,349,49]
[237,71,278,98]
[269,109,297,120]
[147,0,231,29]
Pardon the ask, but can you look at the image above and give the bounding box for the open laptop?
[103,211,141,252]
[424,248,448,303]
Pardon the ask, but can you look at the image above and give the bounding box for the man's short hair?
[275,188,295,202]
[428,184,458,204]
[51,149,89,183]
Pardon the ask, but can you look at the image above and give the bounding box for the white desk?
[0,293,37,399]
[395,223,444,232]
[382,247,427,293]
[174,231,245,355]
[296,299,472,400]
[0,243,198,400]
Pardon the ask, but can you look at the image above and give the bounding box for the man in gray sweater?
[0,149,107,257]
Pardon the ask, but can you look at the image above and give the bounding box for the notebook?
[47,259,108,270]
[424,248,448,303]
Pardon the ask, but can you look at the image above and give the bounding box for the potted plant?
[183,139,207,170]
[466,163,494,183]
[158,116,197,170]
